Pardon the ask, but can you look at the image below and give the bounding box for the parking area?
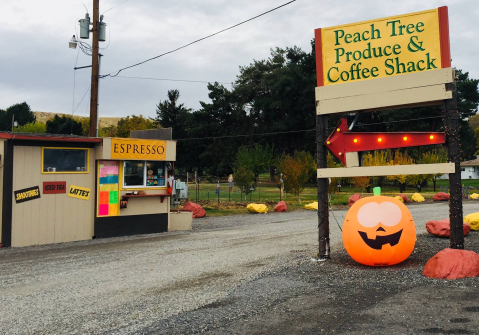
[1,202,478,334]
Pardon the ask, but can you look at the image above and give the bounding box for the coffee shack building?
[0,132,181,247]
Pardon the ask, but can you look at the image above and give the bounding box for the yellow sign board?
[318,8,446,86]
[111,138,167,160]
[68,185,91,200]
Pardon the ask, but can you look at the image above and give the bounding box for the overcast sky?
[1,0,478,119]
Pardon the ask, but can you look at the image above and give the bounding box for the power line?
[176,128,314,141]
[175,116,446,141]
[355,115,443,127]
[71,45,81,132]
[76,0,89,13]
[101,0,128,15]
[56,85,91,134]
[100,0,296,78]
[112,75,233,85]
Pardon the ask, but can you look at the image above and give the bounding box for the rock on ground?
[274,201,287,212]
[464,212,479,230]
[246,203,268,214]
[348,193,361,207]
[412,193,425,202]
[183,201,206,218]
[426,219,471,237]
[397,194,411,202]
[433,192,450,201]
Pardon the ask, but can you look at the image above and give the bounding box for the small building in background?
[460,156,479,179]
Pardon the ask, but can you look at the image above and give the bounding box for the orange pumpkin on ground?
[342,195,416,266]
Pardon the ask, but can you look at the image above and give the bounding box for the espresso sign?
[15,186,41,203]
[111,138,167,160]
[43,181,67,194]
[316,8,450,86]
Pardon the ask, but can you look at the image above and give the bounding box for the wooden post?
[443,82,464,249]
[317,114,330,259]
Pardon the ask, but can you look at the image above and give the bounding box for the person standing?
[228,174,234,192]
[167,171,175,195]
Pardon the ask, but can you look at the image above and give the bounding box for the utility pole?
[89,0,100,137]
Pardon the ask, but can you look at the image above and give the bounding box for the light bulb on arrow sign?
[325,118,446,166]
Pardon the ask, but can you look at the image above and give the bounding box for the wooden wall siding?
[119,190,169,216]
[0,140,4,242]
[11,146,96,247]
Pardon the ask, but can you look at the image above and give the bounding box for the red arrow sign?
[326,118,446,166]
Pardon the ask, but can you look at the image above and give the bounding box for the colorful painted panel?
[97,161,120,217]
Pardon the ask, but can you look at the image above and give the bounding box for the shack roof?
[0,132,102,143]
[461,157,479,167]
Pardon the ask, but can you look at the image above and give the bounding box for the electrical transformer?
[79,13,91,39]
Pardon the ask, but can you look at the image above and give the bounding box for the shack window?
[42,147,89,173]
[146,161,166,187]
[123,160,166,188]
[123,161,144,187]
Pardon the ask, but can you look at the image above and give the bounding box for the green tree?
[13,122,46,133]
[456,69,479,119]
[102,124,118,137]
[362,150,390,188]
[46,115,83,135]
[153,90,191,139]
[186,83,249,176]
[0,102,36,131]
[353,176,371,195]
[233,144,274,184]
[234,45,316,156]
[115,115,155,138]
[468,114,479,131]
[387,150,414,193]
[278,151,315,203]
[327,152,343,194]
[233,166,255,196]
[420,149,447,191]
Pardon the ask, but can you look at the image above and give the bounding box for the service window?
[123,161,144,187]
[123,160,166,188]
[42,147,89,173]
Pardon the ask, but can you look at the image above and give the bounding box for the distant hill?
[33,112,122,128]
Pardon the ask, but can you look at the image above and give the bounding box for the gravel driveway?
[0,202,478,334]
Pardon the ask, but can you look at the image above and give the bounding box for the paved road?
[0,202,478,334]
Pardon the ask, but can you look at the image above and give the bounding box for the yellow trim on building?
[41,147,90,174]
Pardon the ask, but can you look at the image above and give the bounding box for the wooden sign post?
[314,7,463,259]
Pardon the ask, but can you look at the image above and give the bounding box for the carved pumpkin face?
[342,196,416,266]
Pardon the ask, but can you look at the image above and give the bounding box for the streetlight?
[69,35,77,49]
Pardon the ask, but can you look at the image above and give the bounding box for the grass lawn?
[181,174,479,215]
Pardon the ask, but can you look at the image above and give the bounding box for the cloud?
[1,0,478,119]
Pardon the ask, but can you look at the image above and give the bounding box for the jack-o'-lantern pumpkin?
[342,194,416,266]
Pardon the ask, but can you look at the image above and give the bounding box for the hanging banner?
[111,138,167,160]
[316,7,450,86]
